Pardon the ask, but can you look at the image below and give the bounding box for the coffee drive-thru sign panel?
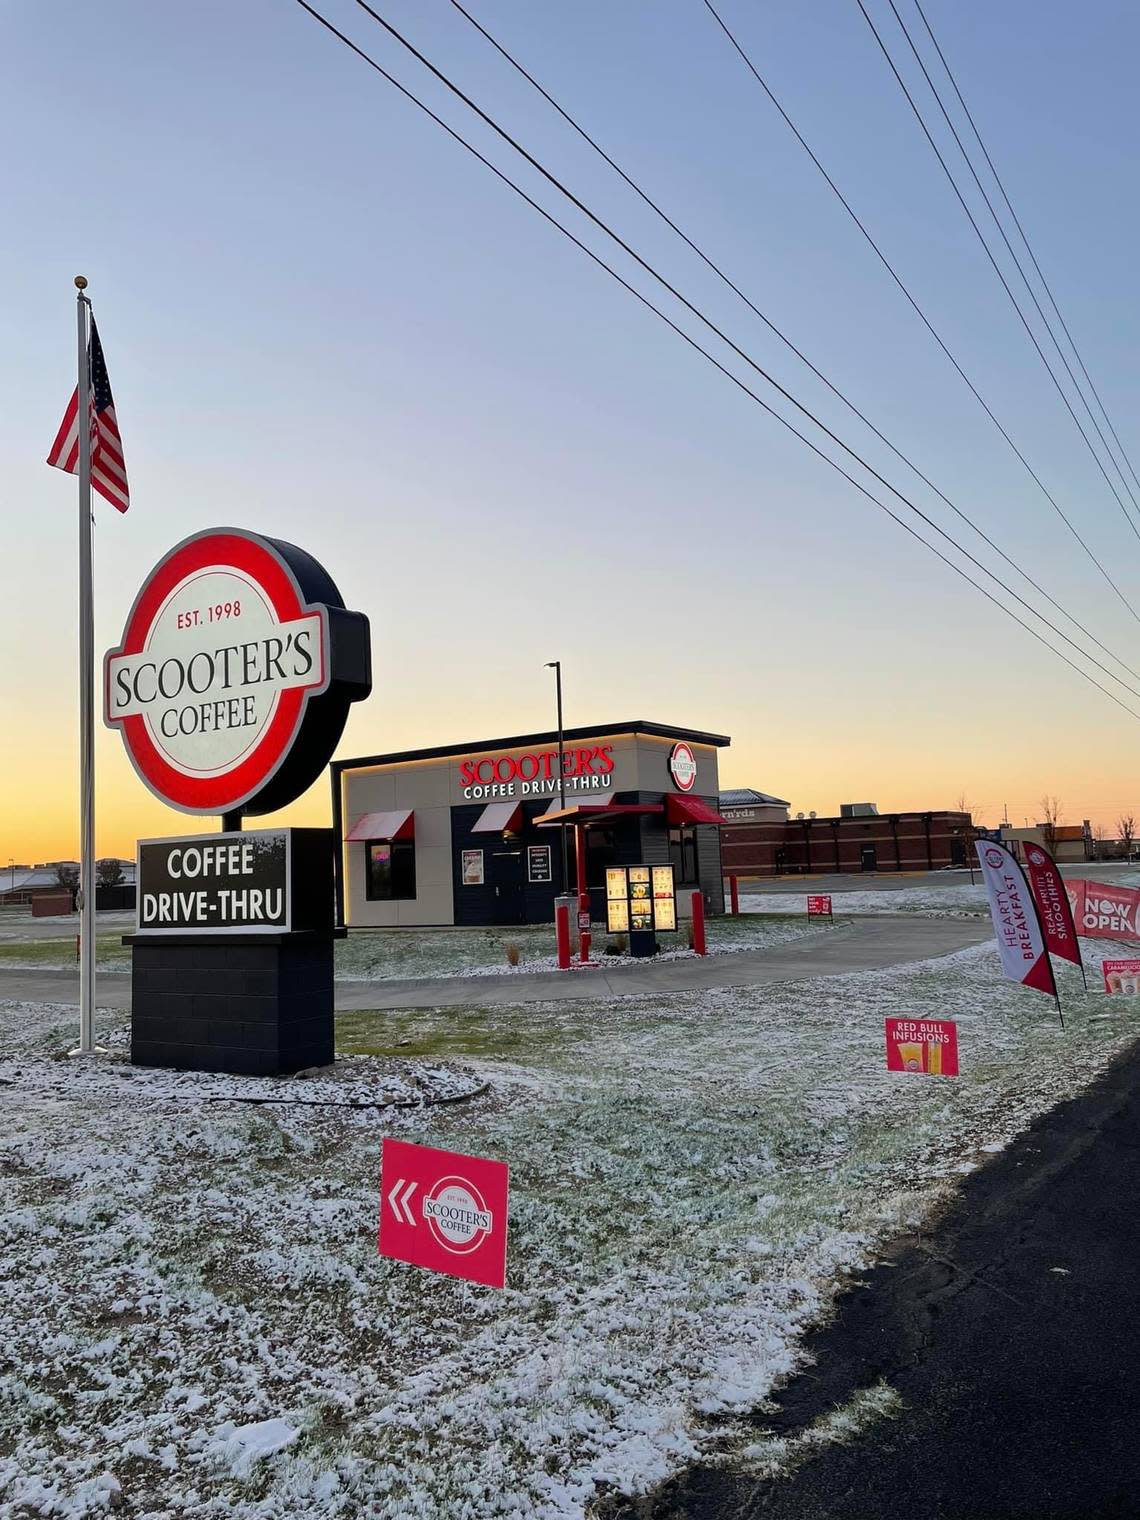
[105,527,370,816]
[108,527,371,1076]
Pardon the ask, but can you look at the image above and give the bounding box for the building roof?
[719,787,791,808]
[334,720,731,773]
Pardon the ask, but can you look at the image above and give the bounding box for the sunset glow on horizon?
[3,0,1139,865]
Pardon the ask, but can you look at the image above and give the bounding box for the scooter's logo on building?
[668,741,697,792]
[105,528,370,816]
[422,1175,494,1256]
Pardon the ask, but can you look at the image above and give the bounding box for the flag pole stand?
[68,274,103,1059]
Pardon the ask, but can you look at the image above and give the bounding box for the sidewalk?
[627,1036,1140,1520]
[0,915,993,1011]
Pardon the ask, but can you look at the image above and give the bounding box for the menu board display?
[651,864,677,931]
[604,864,677,934]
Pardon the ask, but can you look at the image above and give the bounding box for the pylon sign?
[105,527,370,815]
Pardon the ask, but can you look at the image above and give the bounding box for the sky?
[2,0,1140,862]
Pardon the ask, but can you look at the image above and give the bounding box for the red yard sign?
[885,1017,959,1077]
[379,1137,509,1288]
[1103,959,1140,994]
[807,894,833,918]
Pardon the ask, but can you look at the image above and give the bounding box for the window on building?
[669,826,698,884]
[366,840,416,900]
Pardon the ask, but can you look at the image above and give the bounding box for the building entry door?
[860,843,878,872]
[490,850,526,924]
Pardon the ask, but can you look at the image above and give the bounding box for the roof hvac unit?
[840,802,879,818]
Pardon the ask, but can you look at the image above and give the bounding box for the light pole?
[545,661,569,894]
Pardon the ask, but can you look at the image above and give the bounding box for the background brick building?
[719,792,974,876]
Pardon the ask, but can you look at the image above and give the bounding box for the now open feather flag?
[47,318,129,511]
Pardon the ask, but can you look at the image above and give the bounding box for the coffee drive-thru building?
[333,721,729,928]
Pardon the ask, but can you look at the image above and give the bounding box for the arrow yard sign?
[378,1137,510,1288]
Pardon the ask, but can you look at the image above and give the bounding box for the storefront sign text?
[458,744,615,801]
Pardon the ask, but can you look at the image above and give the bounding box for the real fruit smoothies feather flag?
[1022,844,1083,967]
[974,840,1058,997]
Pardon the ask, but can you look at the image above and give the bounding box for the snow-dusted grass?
[336,911,821,981]
[0,913,823,980]
[3,939,1139,1517]
[742,884,991,918]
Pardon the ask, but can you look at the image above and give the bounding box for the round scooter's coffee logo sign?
[984,847,1006,869]
[668,741,697,792]
[422,1175,494,1256]
[105,528,370,815]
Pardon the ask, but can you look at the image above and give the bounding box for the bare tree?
[1039,796,1063,856]
[54,863,79,890]
[1092,823,1107,860]
[1119,814,1136,860]
[96,858,124,887]
[954,789,972,817]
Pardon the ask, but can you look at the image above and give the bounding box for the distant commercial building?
[719,794,975,875]
[1000,822,1092,865]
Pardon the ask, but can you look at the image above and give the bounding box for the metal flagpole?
[75,275,96,1053]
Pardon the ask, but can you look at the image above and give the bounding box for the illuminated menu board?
[651,865,677,931]
[605,864,676,934]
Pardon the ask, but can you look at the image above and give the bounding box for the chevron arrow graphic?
[387,1178,418,1227]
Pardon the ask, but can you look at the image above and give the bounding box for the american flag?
[47,318,129,512]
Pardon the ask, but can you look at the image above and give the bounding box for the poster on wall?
[527,845,553,884]
[461,849,484,886]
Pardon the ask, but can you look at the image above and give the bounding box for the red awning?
[665,794,727,827]
[471,799,525,833]
[345,808,415,843]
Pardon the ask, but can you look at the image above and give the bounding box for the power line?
[444,0,1140,688]
[344,0,1140,699]
[855,0,1140,546]
[884,0,1140,521]
[290,0,1140,723]
[701,0,1140,626]
[911,0,1140,503]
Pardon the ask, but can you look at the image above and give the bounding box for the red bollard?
[555,902,571,970]
[729,874,740,916]
[691,890,707,956]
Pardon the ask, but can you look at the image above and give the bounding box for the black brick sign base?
[125,826,337,1077]
[126,933,334,1076]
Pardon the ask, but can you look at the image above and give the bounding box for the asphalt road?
[0,914,993,1011]
[609,1036,1140,1520]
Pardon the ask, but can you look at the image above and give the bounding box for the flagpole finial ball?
[74,275,88,290]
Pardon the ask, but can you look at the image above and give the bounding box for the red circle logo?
[422,1174,494,1256]
[104,529,330,814]
[668,742,697,792]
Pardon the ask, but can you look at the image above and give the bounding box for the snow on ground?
[741,884,992,918]
[4,935,1140,1517]
[0,913,822,980]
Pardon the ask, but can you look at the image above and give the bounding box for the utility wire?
[701,0,1140,626]
[290,0,1140,722]
[884,0,1140,519]
[444,0,1140,686]
[856,0,1140,546]
[911,0,1140,502]
[345,0,1140,697]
